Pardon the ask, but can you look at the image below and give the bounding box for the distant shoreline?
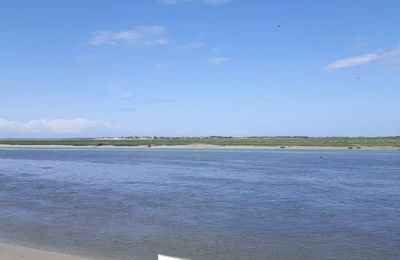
[1,137,399,150]
[0,144,399,150]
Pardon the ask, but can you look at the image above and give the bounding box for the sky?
[0,0,399,138]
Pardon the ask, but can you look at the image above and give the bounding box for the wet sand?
[0,244,87,260]
[0,244,187,260]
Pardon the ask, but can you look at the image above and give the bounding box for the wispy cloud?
[183,41,204,48]
[0,118,112,134]
[382,47,400,58]
[76,53,98,62]
[0,119,17,129]
[352,37,368,50]
[159,0,181,3]
[326,45,400,71]
[155,62,176,68]
[160,0,232,5]
[208,56,229,64]
[204,0,231,4]
[326,54,379,70]
[90,26,168,46]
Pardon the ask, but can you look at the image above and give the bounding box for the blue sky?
[0,0,399,137]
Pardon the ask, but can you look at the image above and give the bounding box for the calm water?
[0,148,399,259]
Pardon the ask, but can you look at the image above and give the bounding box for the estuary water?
[0,148,399,259]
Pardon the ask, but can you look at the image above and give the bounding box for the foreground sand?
[0,244,189,260]
[0,244,87,260]
[0,144,399,150]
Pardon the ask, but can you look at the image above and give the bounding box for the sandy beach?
[0,144,398,150]
[0,244,87,260]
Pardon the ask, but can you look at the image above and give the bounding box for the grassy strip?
[0,137,399,147]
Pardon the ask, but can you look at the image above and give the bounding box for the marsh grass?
[0,137,399,147]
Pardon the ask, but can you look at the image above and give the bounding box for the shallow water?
[0,148,399,259]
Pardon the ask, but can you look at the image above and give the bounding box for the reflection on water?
[0,149,399,259]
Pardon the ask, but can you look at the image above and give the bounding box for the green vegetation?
[0,137,399,147]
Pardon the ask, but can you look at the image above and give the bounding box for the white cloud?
[90,26,168,46]
[325,45,400,71]
[208,56,229,64]
[382,47,400,58]
[325,54,379,70]
[0,118,112,134]
[160,0,232,5]
[0,118,18,130]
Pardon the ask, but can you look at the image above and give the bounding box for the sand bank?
[0,243,87,260]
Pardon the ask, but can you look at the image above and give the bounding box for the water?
[0,148,399,259]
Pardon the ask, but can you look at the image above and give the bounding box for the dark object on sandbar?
[280,146,286,149]
[95,142,103,148]
[148,144,152,148]
[348,147,354,149]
